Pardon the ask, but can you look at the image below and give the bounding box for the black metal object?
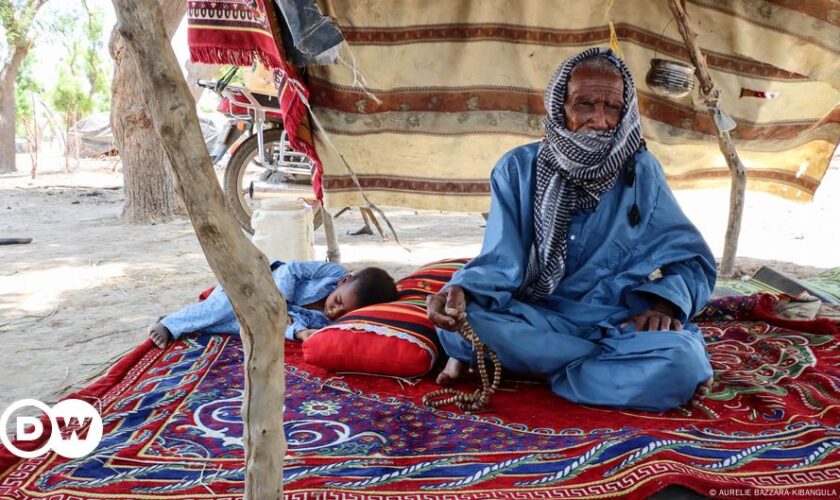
[0,238,33,245]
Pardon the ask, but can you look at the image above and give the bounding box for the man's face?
[324,278,363,320]
[562,66,624,132]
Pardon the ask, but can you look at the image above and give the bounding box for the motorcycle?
[198,68,315,234]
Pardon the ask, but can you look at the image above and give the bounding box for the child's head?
[324,267,399,320]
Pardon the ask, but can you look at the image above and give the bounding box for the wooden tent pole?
[668,0,747,277]
[110,1,286,498]
[321,203,342,262]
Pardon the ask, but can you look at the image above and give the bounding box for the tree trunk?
[668,0,747,277]
[64,122,70,173]
[111,0,287,497]
[0,76,18,174]
[717,132,747,275]
[0,45,30,174]
[109,0,187,222]
[28,92,39,179]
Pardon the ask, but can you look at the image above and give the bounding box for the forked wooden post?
[321,205,342,262]
[668,0,747,277]
[110,0,287,497]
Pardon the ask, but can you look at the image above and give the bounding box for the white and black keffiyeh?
[519,48,643,300]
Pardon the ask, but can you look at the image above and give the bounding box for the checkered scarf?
[519,48,642,300]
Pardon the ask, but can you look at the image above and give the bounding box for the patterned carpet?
[715,267,840,304]
[2,300,839,499]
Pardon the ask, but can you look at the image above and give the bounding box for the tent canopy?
[309,0,839,211]
[187,0,840,211]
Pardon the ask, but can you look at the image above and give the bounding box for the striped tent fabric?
[309,0,840,212]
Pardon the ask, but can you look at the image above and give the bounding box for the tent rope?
[336,43,382,105]
[288,78,404,246]
[606,0,623,57]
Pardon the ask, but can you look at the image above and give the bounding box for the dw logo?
[0,399,103,459]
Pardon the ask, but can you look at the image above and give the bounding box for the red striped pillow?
[397,258,471,301]
[302,258,470,377]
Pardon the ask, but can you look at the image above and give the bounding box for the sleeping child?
[147,260,399,348]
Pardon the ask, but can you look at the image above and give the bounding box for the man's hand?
[629,299,683,332]
[426,285,467,330]
[294,329,317,341]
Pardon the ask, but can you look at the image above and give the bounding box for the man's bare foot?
[148,321,173,349]
[689,377,714,407]
[436,357,464,385]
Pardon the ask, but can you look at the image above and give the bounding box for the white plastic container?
[250,198,315,262]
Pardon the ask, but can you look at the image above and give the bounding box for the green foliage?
[14,53,40,136]
[50,65,93,130]
[1,0,51,50]
[1,1,26,49]
[80,0,108,110]
[3,1,51,141]
[44,0,110,130]
[48,11,82,72]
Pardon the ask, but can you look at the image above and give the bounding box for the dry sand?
[1,153,838,422]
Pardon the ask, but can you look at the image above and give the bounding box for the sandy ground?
[1,152,838,424]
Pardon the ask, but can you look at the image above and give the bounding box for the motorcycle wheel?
[223,127,317,234]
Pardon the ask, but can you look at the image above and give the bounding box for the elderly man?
[427,48,716,412]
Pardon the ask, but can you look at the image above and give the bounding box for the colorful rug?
[2,304,840,498]
[187,0,283,69]
[187,0,325,200]
[715,267,840,304]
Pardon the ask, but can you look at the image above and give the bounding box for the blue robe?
[439,143,716,411]
[161,261,346,341]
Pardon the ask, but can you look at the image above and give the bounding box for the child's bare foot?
[436,357,465,385]
[690,377,714,407]
[148,321,173,349]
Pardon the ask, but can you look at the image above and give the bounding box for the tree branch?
[0,0,49,58]
[110,0,287,497]
[0,40,29,85]
[19,0,50,28]
[0,0,22,48]
[668,0,747,277]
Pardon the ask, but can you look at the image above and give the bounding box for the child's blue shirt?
[271,261,347,339]
[161,261,347,341]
